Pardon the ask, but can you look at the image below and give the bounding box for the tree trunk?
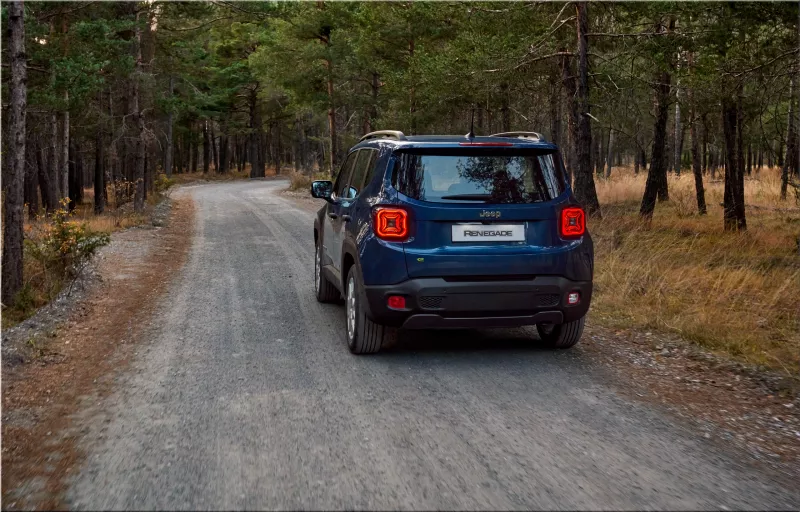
[746,144,752,175]
[37,141,56,212]
[265,125,273,171]
[640,67,672,219]
[249,87,264,178]
[143,152,151,199]
[164,76,174,177]
[219,134,228,173]
[690,106,706,214]
[605,129,614,178]
[3,0,27,305]
[722,97,746,231]
[736,93,745,188]
[132,7,146,213]
[188,134,196,172]
[593,130,601,176]
[203,120,210,174]
[365,71,379,133]
[757,143,763,171]
[549,75,561,147]
[61,102,70,199]
[702,115,708,174]
[191,127,199,172]
[68,141,78,210]
[211,122,219,172]
[175,134,183,174]
[711,148,717,179]
[95,113,105,214]
[782,75,797,199]
[104,87,111,207]
[561,4,600,217]
[25,139,39,216]
[500,82,511,132]
[325,60,336,176]
[275,122,282,175]
[573,3,601,215]
[60,15,71,197]
[674,81,681,176]
[49,114,60,205]
[409,39,417,135]
[559,54,577,183]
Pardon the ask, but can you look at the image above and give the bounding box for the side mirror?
[311,180,334,202]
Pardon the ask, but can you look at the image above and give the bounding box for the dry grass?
[168,164,296,185]
[4,187,164,329]
[170,168,252,185]
[287,169,330,191]
[591,166,800,375]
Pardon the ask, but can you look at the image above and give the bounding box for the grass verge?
[3,182,172,329]
[591,166,800,376]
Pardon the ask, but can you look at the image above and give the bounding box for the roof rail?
[490,131,542,141]
[360,130,407,142]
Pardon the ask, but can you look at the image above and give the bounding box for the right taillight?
[373,207,410,241]
[560,206,586,238]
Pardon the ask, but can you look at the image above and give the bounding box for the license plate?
[451,224,525,243]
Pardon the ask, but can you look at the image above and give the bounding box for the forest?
[2,2,799,369]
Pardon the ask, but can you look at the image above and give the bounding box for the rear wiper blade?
[439,194,491,201]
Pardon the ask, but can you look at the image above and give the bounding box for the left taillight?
[373,207,410,241]
[560,206,586,238]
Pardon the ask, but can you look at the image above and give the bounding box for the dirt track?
[3,180,799,510]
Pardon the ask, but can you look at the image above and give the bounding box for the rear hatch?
[392,146,575,279]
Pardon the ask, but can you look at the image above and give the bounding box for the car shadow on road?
[383,327,561,355]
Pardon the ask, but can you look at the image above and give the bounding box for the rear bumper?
[363,276,591,329]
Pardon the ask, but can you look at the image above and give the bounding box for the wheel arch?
[340,237,361,294]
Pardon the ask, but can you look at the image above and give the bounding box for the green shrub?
[155,173,176,193]
[25,200,111,279]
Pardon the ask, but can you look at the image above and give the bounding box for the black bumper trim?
[363,276,592,328]
[402,311,563,330]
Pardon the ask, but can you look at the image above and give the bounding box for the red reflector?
[387,295,406,309]
[374,207,409,241]
[560,207,586,238]
[458,142,514,147]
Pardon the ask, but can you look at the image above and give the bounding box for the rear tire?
[537,316,585,349]
[345,266,396,354]
[315,242,340,303]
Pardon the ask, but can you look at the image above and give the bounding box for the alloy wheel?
[346,275,356,344]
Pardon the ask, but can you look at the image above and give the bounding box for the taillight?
[387,295,406,309]
[560,206,586,238]
[373,207,409,241]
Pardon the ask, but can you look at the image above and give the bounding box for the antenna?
[465,106,475,139]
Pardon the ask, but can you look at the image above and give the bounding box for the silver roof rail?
[490,131,542,141]
[360,130,407,142]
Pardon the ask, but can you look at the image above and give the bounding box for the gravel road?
[67,180,799,510]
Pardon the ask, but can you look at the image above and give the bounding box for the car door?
[323,152,358,274]
[334,149,375,261]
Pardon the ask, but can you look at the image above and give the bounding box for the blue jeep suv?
[311,130,593,354]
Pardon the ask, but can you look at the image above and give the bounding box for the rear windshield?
[392,148,567,204]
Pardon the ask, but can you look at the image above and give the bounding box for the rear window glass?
[392,149,567,204]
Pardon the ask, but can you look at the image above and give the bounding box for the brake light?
[373,207,409,241]
[387,295,406,309]
[560,207,586,238]
[458,142,513,147]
